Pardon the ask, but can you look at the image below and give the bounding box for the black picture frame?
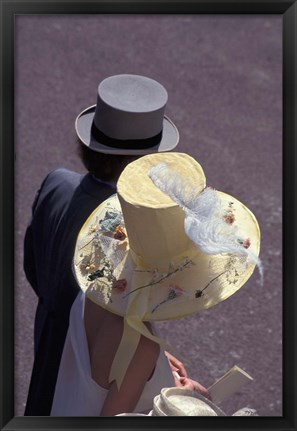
[1,1,296,430]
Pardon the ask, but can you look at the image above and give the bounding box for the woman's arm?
[87,308,160,416]
[100,333,160,416]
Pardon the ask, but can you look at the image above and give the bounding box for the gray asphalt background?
[15,15,282,417]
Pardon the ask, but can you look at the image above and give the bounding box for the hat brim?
[74,192,260,322]
[75,105,179,155]
[152,387,226,416]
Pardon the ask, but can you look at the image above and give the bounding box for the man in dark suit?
[24,74,179,415]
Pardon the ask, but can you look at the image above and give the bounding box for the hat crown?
[117,153,206,268]
[94,74,168,140]
[98,74,168,113]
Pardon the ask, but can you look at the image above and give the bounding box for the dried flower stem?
[78,236,97,252]
[203,270,227,292]
[123,259,193,298]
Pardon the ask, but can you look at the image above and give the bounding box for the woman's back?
[50,292,175,416]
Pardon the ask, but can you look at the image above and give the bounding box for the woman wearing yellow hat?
[50,152,261,416]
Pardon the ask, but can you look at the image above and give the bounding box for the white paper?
[207,365,253,404]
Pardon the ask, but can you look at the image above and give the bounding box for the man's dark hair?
[77,140,140,182]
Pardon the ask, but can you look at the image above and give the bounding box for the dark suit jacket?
[23,168,116,416]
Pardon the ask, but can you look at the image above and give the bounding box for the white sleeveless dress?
[51,291,175,416]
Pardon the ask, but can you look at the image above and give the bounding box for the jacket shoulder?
[45,168,82,186]
[40,168,83,196]
[32,168,83,213]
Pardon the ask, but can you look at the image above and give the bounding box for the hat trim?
[91,121,163,150]
[75,105,179,155]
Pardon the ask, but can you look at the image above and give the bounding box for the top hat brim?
[75,105,179,155]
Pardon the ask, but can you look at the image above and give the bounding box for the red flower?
[169,285,184,298]
[243,238,251,249]
[224,214,235,224]
[113,279,127,293]
[113,225,127,241]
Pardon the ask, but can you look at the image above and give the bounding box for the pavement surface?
[15,15,282,416]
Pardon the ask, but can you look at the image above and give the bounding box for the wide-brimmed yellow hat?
[73,152,262,388]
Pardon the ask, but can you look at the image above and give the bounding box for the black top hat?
[75,74,179,155]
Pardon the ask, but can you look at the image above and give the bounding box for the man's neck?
[91,173,117,188]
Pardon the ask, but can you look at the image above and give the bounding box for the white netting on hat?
[99,234,128,270]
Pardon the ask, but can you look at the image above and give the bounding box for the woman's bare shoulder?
[86,301,159,390]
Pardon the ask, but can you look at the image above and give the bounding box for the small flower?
[113,278,127,293]
[224,202,236,224]
[113,225,127,241]
[243,238,251,249]
[88,224,98,234]
[224,214,236,224]
[152,285,185,313]
[237,237,251,249]
[168,284,184,298]
[85,263,96,272]
[79,257,96,275]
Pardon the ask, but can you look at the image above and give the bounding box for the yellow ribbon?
[108,268,188,389]
[108,317,141,389]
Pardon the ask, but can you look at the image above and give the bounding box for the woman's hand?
[176,376,210,399]
[165,351,188,378]
[165,351,210,399]
[171,367,210,399]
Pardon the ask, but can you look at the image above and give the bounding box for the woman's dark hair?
[77,140,140,182]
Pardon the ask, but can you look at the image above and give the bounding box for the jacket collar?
[79,173,116,198]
